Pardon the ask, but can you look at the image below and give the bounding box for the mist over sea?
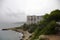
[0,22,24,29]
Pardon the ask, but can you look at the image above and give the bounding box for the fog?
[0,0,60,23]
[0,0,26,23]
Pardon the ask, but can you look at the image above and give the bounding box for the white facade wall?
[27,15,43,24]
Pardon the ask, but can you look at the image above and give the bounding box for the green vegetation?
[30,21,57,40]
[21,23,38,33]
[30,9,60,40]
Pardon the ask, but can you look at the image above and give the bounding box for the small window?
[31,16,33,21]
[37,16,39,19]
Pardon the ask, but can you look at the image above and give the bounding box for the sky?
[0,0,60,22]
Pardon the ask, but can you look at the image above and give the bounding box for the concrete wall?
[27,15,43,24]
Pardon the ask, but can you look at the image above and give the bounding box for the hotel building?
[27,15,43,24]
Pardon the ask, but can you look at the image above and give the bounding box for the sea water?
[0,22,24,29]
[0,30,23,40]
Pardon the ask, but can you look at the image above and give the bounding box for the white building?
[27,15,43,24]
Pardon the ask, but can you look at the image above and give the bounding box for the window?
[37,16,39,19]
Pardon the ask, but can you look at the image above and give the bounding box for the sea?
[0,22,24,40]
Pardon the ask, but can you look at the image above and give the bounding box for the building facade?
[27,15,43,24]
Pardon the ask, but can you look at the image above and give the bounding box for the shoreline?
[2,28,32,40]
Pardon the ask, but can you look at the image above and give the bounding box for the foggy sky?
[0,0,26,22]
[0,0,60,22]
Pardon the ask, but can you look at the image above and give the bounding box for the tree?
[43,14,49,21]
[46,9,60,21]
